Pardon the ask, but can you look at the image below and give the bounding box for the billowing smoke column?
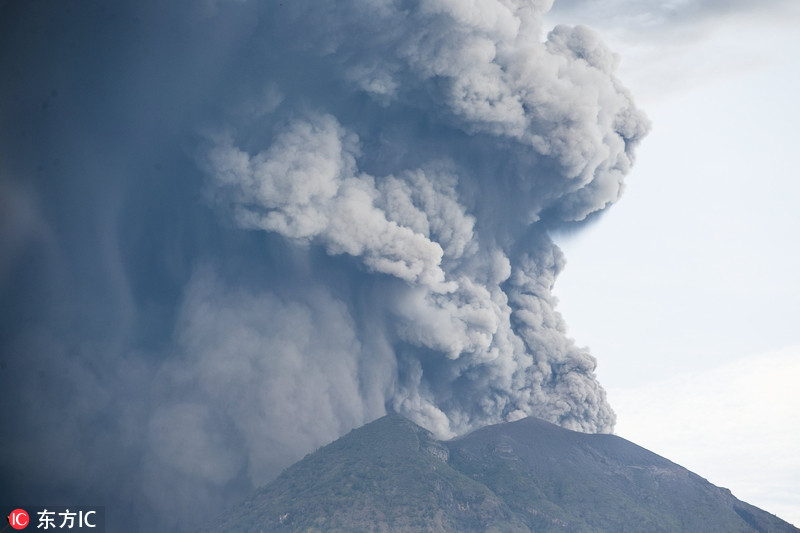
[201,0,647,436]
[0,0,647,531]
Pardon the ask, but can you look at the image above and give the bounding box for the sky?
[545,0,800,525]
[0,0,797,530]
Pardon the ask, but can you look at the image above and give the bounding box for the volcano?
[206,414,798,532]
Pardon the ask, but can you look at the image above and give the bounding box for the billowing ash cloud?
[0,0,647,531]
[201,0,647,435]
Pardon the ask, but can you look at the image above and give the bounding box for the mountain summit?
[208,415,798,532]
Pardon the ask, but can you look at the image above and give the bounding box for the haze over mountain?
[211,414,799,533]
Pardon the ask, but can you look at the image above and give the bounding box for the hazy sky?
[546,0,800,524]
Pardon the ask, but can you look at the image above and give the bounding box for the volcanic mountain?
[207,414,798,532]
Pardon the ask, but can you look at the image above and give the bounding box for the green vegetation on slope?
[209,415,799,533]
[211,414,529,532]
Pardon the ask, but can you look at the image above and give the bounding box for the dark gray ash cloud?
[0,0,647,531]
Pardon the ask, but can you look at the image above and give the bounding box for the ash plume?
[0,0,648,531]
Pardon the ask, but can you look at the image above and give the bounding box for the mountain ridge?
[208,414,798,532]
